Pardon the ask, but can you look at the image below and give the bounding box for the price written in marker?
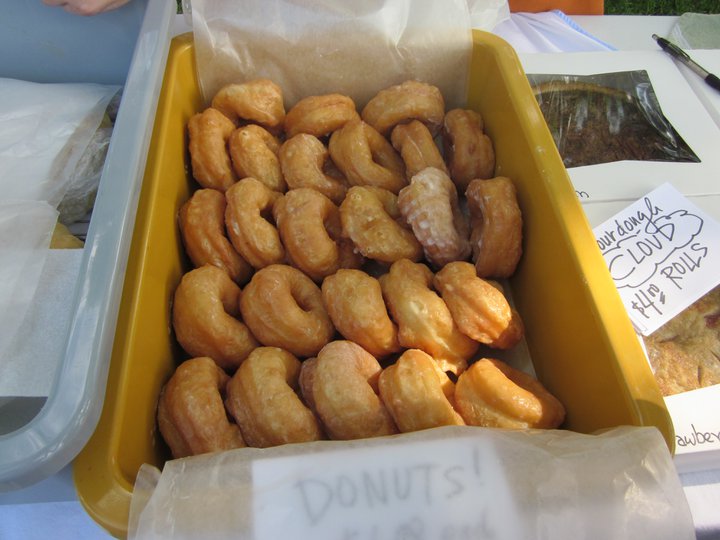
[593,183,720,335]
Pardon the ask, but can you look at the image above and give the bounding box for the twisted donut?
[321,269,401,358]
[378,349,464,433]
[299,340,397,440]
[225,347,323,447]
[442,108,495,191]
[228,124,286,192]
[224,177,285,269]
[187,108,237,191]
[455,358,565,429]
[390,120,448,179]
[465,176,523,279]
[239,264,335,358]
[178,188,252,284]
[211,79,285,131]
[284,93,360,138]
[172,265,259,371]
[157,357,246,459]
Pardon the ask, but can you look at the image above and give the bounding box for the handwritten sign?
[593,183,720,335]
[252,438,524,540]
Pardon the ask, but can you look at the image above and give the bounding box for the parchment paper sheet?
[128,426,695,539]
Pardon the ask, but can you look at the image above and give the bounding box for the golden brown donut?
[187,108,237,192]
[273,188,363,282]
[228,124,286,192]
[224,177,285,269]
[442,108,495,191]
[378,349,464,433]
[225,347,323,447]
[328,118,407,194]
[455,358,565,429]
[379,259,479,375]
[178,188,252,285]
[157,357,246,459]
[172,265,259,371]
[321,269,401,358]
[284,93,360,138]
[239,264,335,358]
[361,80,445,137]
[339,185,423,265]
[465,176,523,279]
[211,79,285,131]
[434,261,524,349]
[279,133,349,204]
[390,120,448,179]
[397,167,471,269]
[299,341,397,440]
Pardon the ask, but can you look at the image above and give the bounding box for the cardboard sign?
[593,182,720,335]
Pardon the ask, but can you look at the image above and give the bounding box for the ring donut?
[211,79,285,131]
[442,109,495,191]
[378,349,464,433]
[321,269,401,358]
[228,124,286,192]
[284,93,360,138]
[239,264,335,357]
[225,347,323,447]
[299,340,397,440]
[157,357,246,458]
[172,265,259,371]
[187,108,237,191]
[465,176,523,279]
[225,177,285,269]
[390,120,448,179]
[178,188,252,284]
[328,118,407,194]
[397,167,471,269]
[455,358,565,429]
[361,80,445,137]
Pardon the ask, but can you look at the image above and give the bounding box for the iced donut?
[211,79,285,131]
[224,177,285,269]
[454,358,565,429]
[284,93,360,138]
[239,264,335,358]
[172,265,259,371]
[442,108,495,191]
[228,124,286,192]
[225,347,323,447]
[299,340,397,440]
[397,167,471,269]
[157,357,246,458]
[187,107,237,191]
[178,188,252,284]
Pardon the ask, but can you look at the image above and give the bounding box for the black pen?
[652,34,720,92]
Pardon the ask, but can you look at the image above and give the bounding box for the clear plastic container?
[0,0,175,491]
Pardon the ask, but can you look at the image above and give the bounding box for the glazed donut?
[379,259,479,375]
[284,93,360,138]
[434,261,524,349]
[211,79,285,131]
[178,188,252,285]
[361,80,445,137]
[299,341,397,440]
[321,269,401,358]
[225,347,323,447]
[339,185,423,265]
[390,120,448,179]
[442,109,495,191]
[378,349,464,433]
[465,176,523,279]
[279,133,348,204]
[224,177,285,269]
[172,265,259,371]
[455,358,565,429]
[239,264,335,358]
[157,357,246,458]
[273,188,363,282]
[397,167,471,269]
[187,108,237,192]
[328,118,407,194]
[228,125,286,192]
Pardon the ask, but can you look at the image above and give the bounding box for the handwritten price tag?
[593,183,720,335]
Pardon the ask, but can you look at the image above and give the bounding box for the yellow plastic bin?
[74,30,673,537]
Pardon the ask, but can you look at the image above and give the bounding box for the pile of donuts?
[157,78,566,459]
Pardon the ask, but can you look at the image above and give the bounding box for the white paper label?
[252,438,524,540]
[593,182,720,335]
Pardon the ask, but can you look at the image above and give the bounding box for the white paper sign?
[593,182,720,335]
[252,437,524,540]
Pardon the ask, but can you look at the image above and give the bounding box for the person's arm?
[42,0,131,16]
